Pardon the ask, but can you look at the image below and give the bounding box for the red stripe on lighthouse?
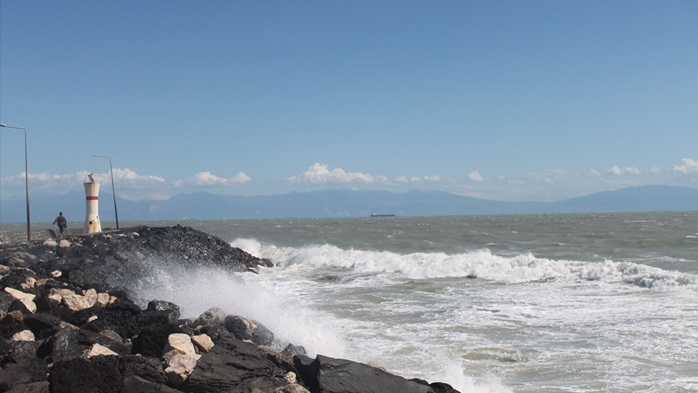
[86,196,98,200]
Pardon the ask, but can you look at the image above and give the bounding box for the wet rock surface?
[0,225,459,393]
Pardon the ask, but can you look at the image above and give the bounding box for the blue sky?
[1,0,697,203]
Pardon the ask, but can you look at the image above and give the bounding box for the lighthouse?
[83,173,102,234]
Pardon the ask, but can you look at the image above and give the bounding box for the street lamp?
[0,123,31,241]
[93,155,119,229]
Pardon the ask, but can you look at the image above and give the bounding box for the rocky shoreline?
[0,225,459,393]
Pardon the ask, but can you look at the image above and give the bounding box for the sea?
[7,212,698,392]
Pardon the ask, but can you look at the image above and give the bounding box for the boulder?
[164,352,201,384]
[180,334,287,392]
[122,375,182,393]
[0,357,48,391]
[118,355,169,385]
[166,333,197,355]
[191,334,214,353]
[223,315,274,346]
[4,287,37,313]
[194,307,226,327]
[50,355,123,393]
[131,322,182,357]
[293,354,438,393]
[4,381,50,393]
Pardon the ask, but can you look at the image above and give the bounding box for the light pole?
[93,155,119,229]
[0,123,31,241]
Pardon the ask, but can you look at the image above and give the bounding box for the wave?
[232,238,698,289]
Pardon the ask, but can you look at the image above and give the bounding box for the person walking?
[53,212,67,234]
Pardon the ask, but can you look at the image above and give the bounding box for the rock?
[23,312,72,339]
[191,333,215,353]
[4,287,37,313]
[118,355,169,385]
[86,343,119,357]
[164,352,201,384]
[0,357,48,391]
[12,329,35,341]
[274,383,311,393]
[180,334,287,392]
[223,315,274,346]
[45,327,87,362]
[0,225,459,393]
[50,355,123,393]
[43,239,57,247]
[166,333,197,355]
[143,300,181,324]
[194,307,226,327]
[122,375,182,393]
[5,381,50,393]
[282,343,307,357]
[294,354,437,393]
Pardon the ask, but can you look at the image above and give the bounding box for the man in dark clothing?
[53,212,67,234]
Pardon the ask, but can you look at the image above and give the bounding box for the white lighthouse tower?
[83,173,102,234]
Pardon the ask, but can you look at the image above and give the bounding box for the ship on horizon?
[370,213,396,217]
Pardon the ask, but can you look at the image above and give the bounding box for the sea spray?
[124,257,350,359]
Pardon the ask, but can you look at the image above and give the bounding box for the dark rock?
[5,381,50,393]
[282,343,307,357]
[45,327,86,362]
[136,309,181,327]
[74,328,130,355]
[146,300,181,322]
[7,340,38,361]
[63,269,109,292]
[0,292,15,315]
[22,313,64,339]
[424,381,461,393]
[0,356,47,391]
[180,335,286,392]
[131,323,182,357]
[119,355,169,385]
[91,298,143,339]
[122,375,183,393]
[7,299,32,315]
[50,355,123,393]
[0,310,26,339]
[294,354,436,393]
[0,272,35,289]
[223,315,274,346]
[193,307,225,327]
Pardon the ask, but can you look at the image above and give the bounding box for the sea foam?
[238,238,697,289]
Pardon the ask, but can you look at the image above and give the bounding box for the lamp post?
[93,155,119,229]
[0,123,31,241]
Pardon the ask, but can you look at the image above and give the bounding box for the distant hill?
[1,185,697,223]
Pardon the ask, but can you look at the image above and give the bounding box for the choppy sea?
[17,212,698,392]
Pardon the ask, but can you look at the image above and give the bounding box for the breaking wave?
[233,238,698,289]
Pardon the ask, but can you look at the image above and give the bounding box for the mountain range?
[1,185,697,223]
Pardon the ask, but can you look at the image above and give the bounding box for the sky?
[1,0,697,203]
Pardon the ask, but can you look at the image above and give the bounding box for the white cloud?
[409,175,441,183]
[468,170,484,182]
[174,171,251,187]
[287,163,388,185]
[607,166,641,176]
[673,158,698,174]
[650,167,662,175]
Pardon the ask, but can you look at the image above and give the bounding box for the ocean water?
[14,212,698,392]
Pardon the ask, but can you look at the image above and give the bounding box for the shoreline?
[0,225,459,392]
